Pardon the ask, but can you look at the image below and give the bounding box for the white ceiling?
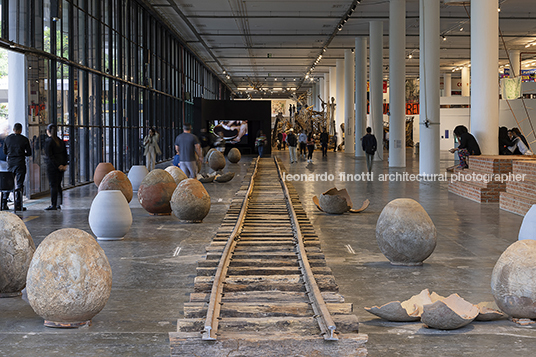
[146,0,536,98]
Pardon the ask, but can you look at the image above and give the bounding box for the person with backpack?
[286,128,298,163]
[362,127,377,173]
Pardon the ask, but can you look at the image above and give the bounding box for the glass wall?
[1,0,230,197]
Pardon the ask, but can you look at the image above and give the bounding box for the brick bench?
[500,160,536,216]
[448,155,534,204]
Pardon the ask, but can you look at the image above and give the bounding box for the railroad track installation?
[170,157,368,356]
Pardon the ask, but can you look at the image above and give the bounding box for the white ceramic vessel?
[128,165,149,192]
[89,190,132,240]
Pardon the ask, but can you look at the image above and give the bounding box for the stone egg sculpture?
[137,169,177,215]
[165,166,188,185]
[0,212,35,298]
[98,170,133,203]
[491,239,536,319]
[171,178,211,223]
[421,294,479,330]
[93,162,115,187]
[227,147,241,163]
[208,150,226,171]
[26,228,112,327]
[375,198,436,266]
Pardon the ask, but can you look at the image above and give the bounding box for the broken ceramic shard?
[475,301,507,321]
[215,172,235,183]
[421,293,479,330]
[491,239,536,319]
[364,289,432,322]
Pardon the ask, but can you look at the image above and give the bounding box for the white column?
[369,21,384,161]
[329,66,337,140]
[461,66,470,96]
[8,52,28,136]
[511,49,521,77]
[344,49,355,154]
[336,59,345,149]
[471,0,499,155]
[318,77,325,117]
[324,74,330,102]
[419,0,440,176]
[443,72,452,97]
[389,0,406,167]
[355,38,367,157]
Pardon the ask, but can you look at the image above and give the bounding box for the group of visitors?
[499,126,533,156]
[1,122,67,211]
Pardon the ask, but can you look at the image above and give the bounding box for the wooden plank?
[188,291,345,303]
[195,265,333,276]
[194,275,338,293]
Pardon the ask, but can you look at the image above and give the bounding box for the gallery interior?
[2,0,536,356]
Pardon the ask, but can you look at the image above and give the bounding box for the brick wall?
[499,160,536,216]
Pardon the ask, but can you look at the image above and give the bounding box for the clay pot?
[518,204,536,241]
[0,212,35,298]
[491,239,536,319]
[98,170,133,203]
[318,188,352,214]
[89,190,132,240]
[165,166,188,185]
[375,198,437,266]
[421,294,479,330]
[365,289,432,322]
[137,169,177,215]
[215,172,235,183]
[128,165,149,192]
[207,150,226,171]
[93,163,115,187]
[227,147,241,163]
[26,228,112,327]
[171,178,211,222]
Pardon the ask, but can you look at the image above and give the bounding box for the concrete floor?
[0,150,534,356]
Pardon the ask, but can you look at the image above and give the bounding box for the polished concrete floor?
[0,149,533,356]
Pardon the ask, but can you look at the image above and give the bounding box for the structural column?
[336,59,345,149]
[510,49,521,77]
[419,0,440,176]
[8,52,28,136]
[443,72,452,97]
[355,38,367,157]
[329,66,338,140]
[471,0,499,155]
[389,0,406,167]
[369,21,384,161]
[461,66,470,96]
[344,50,355,154]
[318,77,325,114]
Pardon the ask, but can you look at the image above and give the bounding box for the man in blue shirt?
[174,123,203,178]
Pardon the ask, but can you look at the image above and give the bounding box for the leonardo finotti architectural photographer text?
[281,171,527,183]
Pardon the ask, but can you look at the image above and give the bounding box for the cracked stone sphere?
[26,228,112,327]
[491,239,536,319]
[375,198,437,266]
[0,212,35,297]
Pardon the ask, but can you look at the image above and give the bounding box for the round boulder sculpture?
[165,166,188,185]
[208,150,226,171]
[0,212,35,298]
[171,178,211,223]
[491,239,536,319]
[128,165,149,192]
[227,147,241,163]
[137,169,177,215]
[93,163,115,187]
[26,228,112,327]
[375,198,437,266]
[98,170,133,203]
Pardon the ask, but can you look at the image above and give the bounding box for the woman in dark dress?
[44,124,68,210]
[448,125,481,171]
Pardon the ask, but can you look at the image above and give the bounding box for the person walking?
[255,130,267,157]
[332,132,338,152]
[286,128,298,163]
[174,123,203,178]
[0,127,7,172]
[44,124,68,210]
[298,129,307,159]
[3,123,31,211]
[306,132,315,163]
[320,128,329,158]
[362,127,377,174]
[143,127,161,171]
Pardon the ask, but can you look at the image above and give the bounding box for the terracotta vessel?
[94,163,115,187]
[26,228,112,328]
